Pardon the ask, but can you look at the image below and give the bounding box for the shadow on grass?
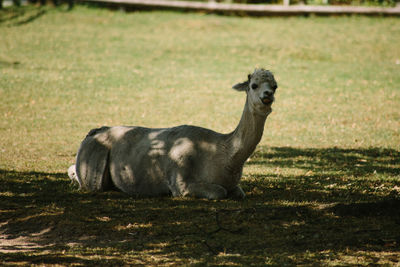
[243,146,400,204]
[249,146,400,177]
[0,146,399,265]
[0,6,47,27]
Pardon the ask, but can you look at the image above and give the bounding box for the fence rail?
[82,0,400,15]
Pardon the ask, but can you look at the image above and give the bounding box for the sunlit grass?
[1,7,399,172]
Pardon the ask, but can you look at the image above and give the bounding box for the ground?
[1,147,400,265]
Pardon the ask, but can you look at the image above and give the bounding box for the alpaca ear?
[232,81,249,92]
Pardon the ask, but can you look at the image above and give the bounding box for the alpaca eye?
[251,83,258,90]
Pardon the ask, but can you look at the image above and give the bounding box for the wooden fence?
[82,0,400,15]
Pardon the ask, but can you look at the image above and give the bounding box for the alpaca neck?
[226,96,269,168]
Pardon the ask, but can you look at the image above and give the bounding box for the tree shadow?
[1,146,399,265]
[249,146,400,177]
[242,146,400,203]
[0,6,47,26]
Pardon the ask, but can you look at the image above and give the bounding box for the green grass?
[1,5,400,266]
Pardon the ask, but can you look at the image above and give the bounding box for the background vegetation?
[1,5,400,265]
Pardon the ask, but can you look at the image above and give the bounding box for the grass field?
[1,5,400,265]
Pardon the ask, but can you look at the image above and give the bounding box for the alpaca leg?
[228,185,246,199]
[184,183,228,200]
[76,134,110,192]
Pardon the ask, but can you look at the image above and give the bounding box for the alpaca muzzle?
[260,96,274,105]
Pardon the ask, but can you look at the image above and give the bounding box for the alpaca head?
[232,68,278,113]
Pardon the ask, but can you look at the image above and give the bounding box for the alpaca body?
[77,124,241,198]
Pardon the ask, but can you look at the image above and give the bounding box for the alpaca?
[68,68,278,199]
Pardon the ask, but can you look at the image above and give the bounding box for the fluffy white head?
[232,68,278,114]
